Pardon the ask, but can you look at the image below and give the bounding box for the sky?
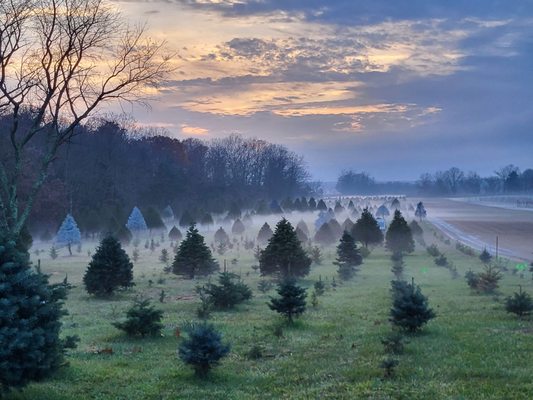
[111,0,533,181]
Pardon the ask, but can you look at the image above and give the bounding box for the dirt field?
[421,198,533,263]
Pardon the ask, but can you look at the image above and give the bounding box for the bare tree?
[0,0,173,237]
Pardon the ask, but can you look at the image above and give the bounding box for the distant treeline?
[0,115,312,233]
[336,166,533,196]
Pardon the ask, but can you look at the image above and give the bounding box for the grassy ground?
[7,223,533,400]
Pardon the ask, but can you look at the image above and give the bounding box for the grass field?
[6,221,533,400]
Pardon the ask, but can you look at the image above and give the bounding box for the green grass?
[7,228,533,400]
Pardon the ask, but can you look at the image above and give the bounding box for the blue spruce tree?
[56,214,81,256]
[126,206,148,235]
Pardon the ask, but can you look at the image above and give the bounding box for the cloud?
[180,123,209,135]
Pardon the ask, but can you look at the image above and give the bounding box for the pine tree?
[161,205,174,220]
[214,227,230,244]
[390,279,435,332]
[268,279,307,323]
[334,201,345,214]
[113,299,164,337]
[257,222,273,245]
[172,225,218,278]
[385,210,415,254]
[227,202,242,219]
[314,222,336,246]
[409,220,423,238]
[83,235,134,296]
[256,199,270,215]
[316,199,328,211]
[415,202,427,221]
[0,235,77,392]
[143,206,166,231]
[296,220,310,237]
[231,219,246,235]
[200,212,214,228]
[342,218,354,233]
[159,248,169,265]
[479,248,492,264]
[49,245,59,260]
[55,214,81,255]
[376,205,390,219]
[203,272,253,309]
[328,218,343,239]
[391,198,401,210]
[116,225,133,246]
[334,232,363,280]
[168,226,182,241]
[352,208,383,247]
[126,206,148,234]
[259,219,312,278]
[178,323,230,378]
[179,210,196,228]
[308,197,317,210]
[295,227,308,243]
[505,286,533,318]
[270,200,283,214]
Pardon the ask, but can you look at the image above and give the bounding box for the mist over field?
[1,1,532,399]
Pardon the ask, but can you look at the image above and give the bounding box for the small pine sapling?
[314,276,326,296]
[49,246,58,260]
[380,357,399,379]
[390,278,436,332]
[178,323,230,378]
[113,299,163,337]
[479,248,492,264]
[505,286,533,317]
[268,279,307,323]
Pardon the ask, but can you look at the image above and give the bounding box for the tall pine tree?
[83,236,134,296]
[126,207,148,234]
[172,225,218,278]
[351,207,383,248]
[385,210,415,255]
[259,219,312,278]
[334,232,363,280]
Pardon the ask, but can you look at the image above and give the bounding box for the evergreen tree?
[179,210,196,228]
[0,235,77,392]
[505,286,533,318]
[200,213,214,228]
[113,299,163,337]
[49,245,59,260]
[342,218,354,233]
[172,225,218,278]
[281,197,294,212]
[256,199,270,215]
[351,208,383,247]
[390,279,435,332]
[385,210,415,254]
[314,222,336,246]
[257,222,273,245]
[308,197,317,210]
[214,227,230,244]
[203,272,253,309]
[83,235,134,296]
[479,248,492,264]
[116,225,133,246]
[259,219,312,278]
[347,200,355,210]
[159,248,169,265]
[268,279,307,323]
[299,197,309,211]
[376,205,390,219]
[270,200,283,214]
[328,218,343,238]
[391,198,401,210]
[143,207,166,231]
[55,214,81,256]
[168,226,183,241]
[295,227,308,243]
[409,220,423,238]
[178,323,230,378]
[231,219,246,235]
[161,205,174,220]
[293,198,302,211]
[315,209,334,230]
[316,199,328,211]
[334,232,363,280]
[296,220,310,237]
[126,206,148,233]
[334,201,345,214]
[415,202,427,221]
[227,202,242,219]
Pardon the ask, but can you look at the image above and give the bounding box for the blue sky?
[112,0,533,181]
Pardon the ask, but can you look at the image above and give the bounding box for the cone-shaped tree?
[200,213,214,227]
[342,218,354,233]
[83,235,134,296]
[214,227,230,244]
[55,214,81,255]
[168,226,183,241]
[204,272,253,309]
[308,197,317,210]
[178,323,230,378]
[314,222,336,246]
[295,227,308,243]
[179,210,196,228]
[385,210,415,254]
[334,232,363,280]
[415,201,427,221]
[113,299,164,337]
[227,202,242,219]
[116,225,133,246]
[268,278,307,323]
[270,200,283,214]
[257,222,273,245]
[0,235,76,392]
[348,200,355,210]
[161,205,174,220]
[281,197,294,212]
[409,220,423,237]
[296,220,310,237]
[259,219,312,278]
[334,201,345,214]
[479,248,492,264]
[299,197,309,211]
[231,219,246,235]
[390,279,435,332]
[126,207,148,233]
[316,199,328,211]
[505,286,533,318]
[391,198,401,210]
[172,225,218,279]
[143,207,166,231]
[352,207,384,248]
[328,218,343,239]
[376,205,390,219]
